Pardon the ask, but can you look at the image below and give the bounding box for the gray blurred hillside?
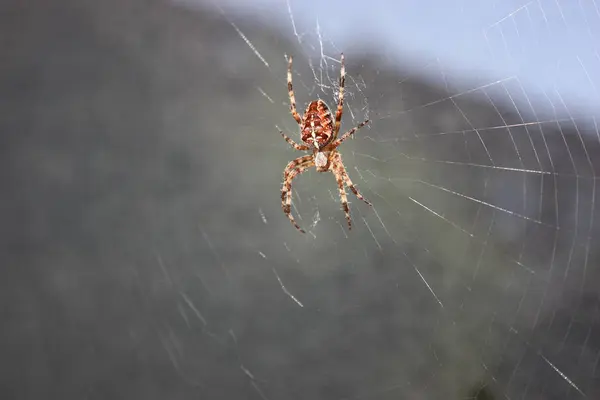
[1,0,599,399]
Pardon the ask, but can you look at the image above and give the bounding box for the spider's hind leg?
[333,53,346,138]
[287,56,302,125]
[280,130,309,151]
[331,119,370,148]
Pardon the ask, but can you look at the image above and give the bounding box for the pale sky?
[192,0,600,117]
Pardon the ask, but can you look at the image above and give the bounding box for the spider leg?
[280,130,310,150]
[333,53,345,138]
[331,119,370,148]
[335,154,371,206]
[332,164,352,230]
[283,155,313,181]
[287,56,302,125]
[282,156,314,233]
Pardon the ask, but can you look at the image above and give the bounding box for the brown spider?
[280,53,371,233]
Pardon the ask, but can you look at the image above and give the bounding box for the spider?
[280,53,371,233]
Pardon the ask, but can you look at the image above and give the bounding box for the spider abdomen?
[301,100,333,147]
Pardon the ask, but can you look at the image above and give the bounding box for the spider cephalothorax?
[280,53,371,233]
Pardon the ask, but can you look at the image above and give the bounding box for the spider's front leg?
[338,167,371,207]
[282,156,314,233]
[332,165,352,230]
[330,153,371,231]
[280,130,310,151]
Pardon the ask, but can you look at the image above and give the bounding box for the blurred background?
[2,0,599,399]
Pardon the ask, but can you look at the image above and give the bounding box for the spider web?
[166,1,600,398]
[160,0,600,398]
[11,0,598,399]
